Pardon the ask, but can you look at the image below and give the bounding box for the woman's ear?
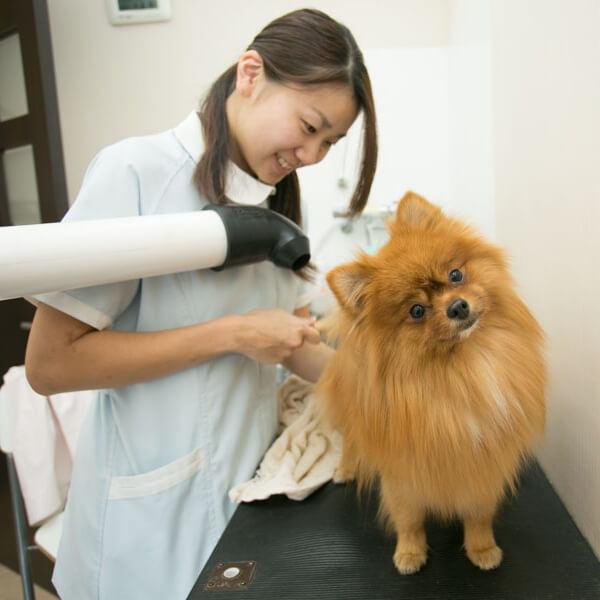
[235,50,264,97]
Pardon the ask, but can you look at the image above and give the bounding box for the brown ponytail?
[194,66,236,205]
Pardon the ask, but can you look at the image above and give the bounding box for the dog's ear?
[395,191,442,230]
[326,262,371,314]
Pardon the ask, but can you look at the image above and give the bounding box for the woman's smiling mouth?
[276,153,295,173]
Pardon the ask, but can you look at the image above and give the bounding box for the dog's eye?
[449,269,464,283]
[409,304,426,320]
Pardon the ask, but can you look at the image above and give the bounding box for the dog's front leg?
[380,478,427,574]
[463,506,503,570]
[333,438,358,483]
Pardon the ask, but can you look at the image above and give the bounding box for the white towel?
[0,366,94,525]
[229,375,342,503]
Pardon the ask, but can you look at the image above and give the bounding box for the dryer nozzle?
[203,205,310,271]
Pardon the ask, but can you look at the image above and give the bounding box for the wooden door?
[0,0,68,378]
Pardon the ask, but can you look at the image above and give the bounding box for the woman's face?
[228,58,359,185]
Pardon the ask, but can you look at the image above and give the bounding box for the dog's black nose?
[447,298,470,320]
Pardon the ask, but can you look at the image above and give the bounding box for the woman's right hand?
[233,308,321,364]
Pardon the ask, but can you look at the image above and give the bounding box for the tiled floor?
[0,457,57,598]
[0,564,58,600]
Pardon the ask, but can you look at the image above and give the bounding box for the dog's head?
[327,192,512,354]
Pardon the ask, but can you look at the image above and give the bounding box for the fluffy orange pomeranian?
[317,192,546,574]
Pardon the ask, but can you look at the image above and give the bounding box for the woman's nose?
[296,140,328,166]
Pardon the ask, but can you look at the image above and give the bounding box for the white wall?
[447,0,495,240]
[299,47,452,273]
[46,0,452,205]
[486,0,600,558]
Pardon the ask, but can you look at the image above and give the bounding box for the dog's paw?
[466,545,503,570]
[393,550,427,575]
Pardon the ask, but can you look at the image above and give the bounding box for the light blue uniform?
[34,113,313,599]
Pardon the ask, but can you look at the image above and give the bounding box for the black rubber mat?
[188,462,600,599]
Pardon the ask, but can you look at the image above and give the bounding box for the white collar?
[174,111,276,206]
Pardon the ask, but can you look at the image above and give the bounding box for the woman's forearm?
[282,340,334,383]
[26,303,240,395]
[26,303,321,395]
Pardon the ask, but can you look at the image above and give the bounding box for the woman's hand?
[25,304,322,396]
[234,308,321,364]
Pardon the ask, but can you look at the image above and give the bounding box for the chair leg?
[6,453,36,600]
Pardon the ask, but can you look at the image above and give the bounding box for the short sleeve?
[30,144,142,329]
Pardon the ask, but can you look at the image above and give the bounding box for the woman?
[25,8,377,599]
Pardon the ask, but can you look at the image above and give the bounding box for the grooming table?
[188,462,600,599]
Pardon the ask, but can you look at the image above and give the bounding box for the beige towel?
[229,375,342,503]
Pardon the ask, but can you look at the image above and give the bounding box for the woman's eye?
[303,121,317,134]
[449,269,464,283]
[409,304,426,320]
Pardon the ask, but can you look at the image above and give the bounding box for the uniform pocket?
[101,446,212,598]
[108,447,203,500]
